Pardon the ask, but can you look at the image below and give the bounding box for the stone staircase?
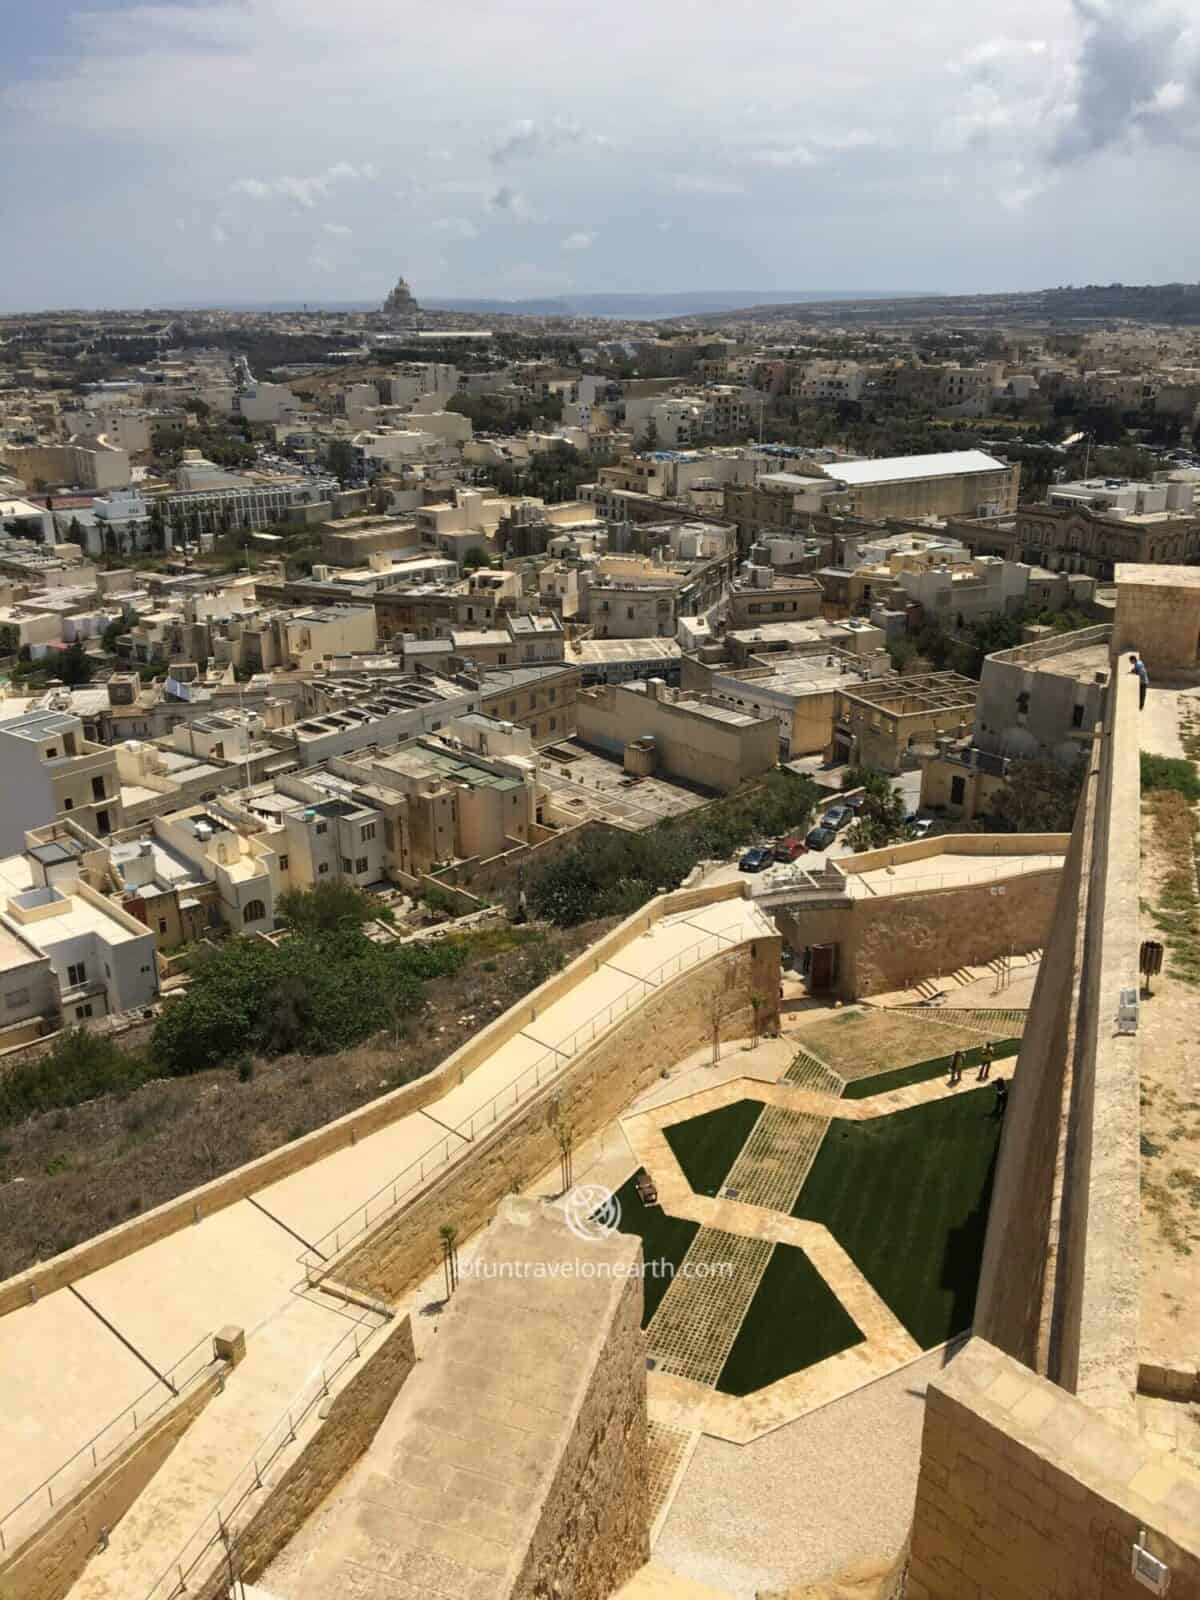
[783,1046,846,1097]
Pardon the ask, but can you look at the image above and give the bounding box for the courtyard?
[611,1009,1017,1432]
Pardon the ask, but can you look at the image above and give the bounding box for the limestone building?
[575,677,778,791]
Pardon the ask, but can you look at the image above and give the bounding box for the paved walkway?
[0,896,773,1567]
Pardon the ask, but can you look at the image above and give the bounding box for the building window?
[318,862,329,875]
[243,899,266,923]
[950,775,966,805]
[75,1003,94,1020]
[279,854,289,870]
[550,717,557,731]
[45,747,58,760]
[5,987,30,1010]
[63,797,74,811]
[158,918,168,934]
[1072,704,1085,728]
[361,823,375,842]
[315,821,328,835]
[67,961,87,987]
[355,856,369,874]
[92,775,107,800]
[341,857,353,873]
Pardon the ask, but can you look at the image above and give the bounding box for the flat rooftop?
[828,450,1007,487]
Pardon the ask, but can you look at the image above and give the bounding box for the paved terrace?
[752,835,1068,907]
[0,893,774,1570]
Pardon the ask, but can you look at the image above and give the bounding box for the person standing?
[949,1048,965,1086]
[977,1040,995,1081]
[1130,652,1149,710]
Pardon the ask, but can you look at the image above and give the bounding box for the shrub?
[0,1030,153,1128]
[152,927,467,1074]
[1140,752,1200,803]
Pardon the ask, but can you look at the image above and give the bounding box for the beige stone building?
[827,671,977,771]
[575,677,778,791]
[478,661,580,745]
[0,708,125,853]
[1111,562,1200,676]
[724,572,823,630]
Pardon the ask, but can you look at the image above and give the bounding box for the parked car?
[738,846,773,873]
[773,837,807,862]
[822,805,853,831]
[844,793,866,813]
[805,825,836,851]
[907,817,934,839]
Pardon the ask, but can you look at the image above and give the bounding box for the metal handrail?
[297,920,745,1277]
[141,1313,387,1600]
[0,1329,215,1555]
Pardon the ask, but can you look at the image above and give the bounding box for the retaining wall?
[332,935,780,1304]
[193,1314,416,1600]
[0,1354,229,1600]
[0,881,747,1317]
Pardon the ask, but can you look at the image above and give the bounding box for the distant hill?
[419,290,903,320]
[670,282,1200,327]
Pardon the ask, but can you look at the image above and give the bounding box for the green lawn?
[608,1173,699,1324]
[716,1243,864,1396]
[792,1089,1001,1349]
[663,1099,764,1196]
[841,1039,1020,1100]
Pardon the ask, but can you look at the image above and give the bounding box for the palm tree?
[438,1224,458,1299]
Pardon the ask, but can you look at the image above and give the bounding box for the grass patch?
[608,1173,699,1324]
[663,1099,765,1196]
[1145,790,1200,987]
[1141,752,1200,802]
[842,1039,1020,1099]
[716,1243,864,1395]
[793,1089,1001,1349]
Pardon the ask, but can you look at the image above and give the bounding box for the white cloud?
[212,224,228,244]
[428,216,477,239]
[561,230,594,252]
[322,221,353,237]
[750,144,817,167]
[669,174,746,195]
[490,118,539,165]
[231,161,378,209]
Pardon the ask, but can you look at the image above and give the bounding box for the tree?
[57,641,94,687]
[990,757,1084,833]
[276,881,381,933]
[461,546,491,572]
[842,767,909,850]
[439,1224,459,1300]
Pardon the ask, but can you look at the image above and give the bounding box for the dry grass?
[1144,790,1200,987]
[788,1008,1008,1080]
[0,918,613,1280]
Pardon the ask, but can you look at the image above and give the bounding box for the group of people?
[948,1041,994,1084]
[948,1040,1008,1115]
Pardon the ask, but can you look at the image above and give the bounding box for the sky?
[3,0,1200,311]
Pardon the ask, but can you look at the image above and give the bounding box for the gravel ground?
[653,1344,960,1598]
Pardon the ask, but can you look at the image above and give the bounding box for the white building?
[2,879,159,1023]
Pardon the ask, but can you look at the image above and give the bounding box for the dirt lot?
[788,1007,1017,1081]
[0,919,613,1281]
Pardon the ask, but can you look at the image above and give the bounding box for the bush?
[152,927,467,1073]
[276,881,382,933]
[0,1029,153,1127]
[1140,752,1200,803]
